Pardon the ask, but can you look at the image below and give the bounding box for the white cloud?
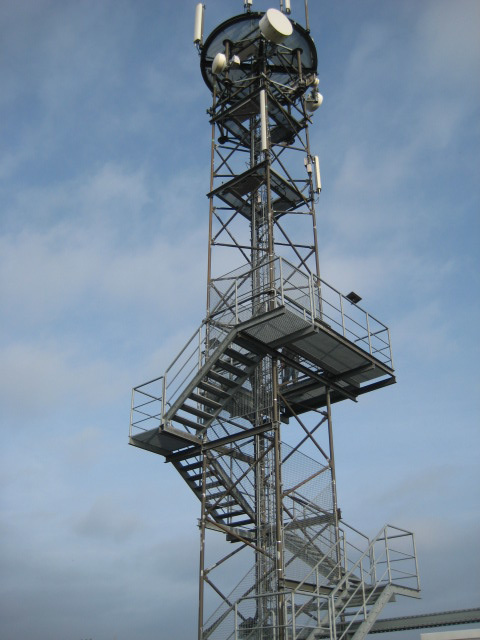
[416,0,480,90]
[0,163,206,329]
[0,341,129,421]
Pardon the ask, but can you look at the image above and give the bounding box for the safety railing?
[323,524,420,640]
[208,256,393,369]
[230,523,419,640]
[131,256,394,437]
[130,319,235,436]
[130,375,164,439]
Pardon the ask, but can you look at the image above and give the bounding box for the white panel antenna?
[260,89,268,151]
[314,156,322,192]
[193,3,204,46]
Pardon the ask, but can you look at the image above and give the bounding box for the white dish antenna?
[212,52,227,75]
[306,92,324,112]
[259,8,293,44]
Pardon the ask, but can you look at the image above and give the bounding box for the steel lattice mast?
[130,4,421,639]
[198,6,330,637]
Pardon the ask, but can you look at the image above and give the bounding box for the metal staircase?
[231,524,420,640]
[129,257,417,640]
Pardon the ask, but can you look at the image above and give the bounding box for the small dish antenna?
[306,91,324,112]
[212,52,227,75]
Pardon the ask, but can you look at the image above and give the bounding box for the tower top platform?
[199,11,317,95]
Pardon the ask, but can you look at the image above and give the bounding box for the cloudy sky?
[1,1,479,639]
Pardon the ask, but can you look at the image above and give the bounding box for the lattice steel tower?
[130,3,421,639]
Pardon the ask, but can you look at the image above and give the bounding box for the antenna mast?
[129,5,421,639]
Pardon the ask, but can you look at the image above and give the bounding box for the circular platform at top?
[200,12,317,96]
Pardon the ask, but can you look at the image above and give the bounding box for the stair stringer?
[162,308,285,438]
[349,584,421,640]
[172,451,256,527]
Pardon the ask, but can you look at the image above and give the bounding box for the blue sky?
[0,1,479,639]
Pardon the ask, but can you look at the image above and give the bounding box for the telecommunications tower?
[130,2,421,638]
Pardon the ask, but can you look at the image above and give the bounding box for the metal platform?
[208,160,307,220]
[211,86,305,148]
[130,257,395,456]
[200,12,317,99]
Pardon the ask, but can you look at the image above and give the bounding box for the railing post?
[316,567,321,625]
[235,279,239,324]
[387,327,394,369]
[308,274,315,325]
[291,591,296,640]
[385,527,392,583]
[329,595,337,640]
[234,602,238,640]
[162,375,167,424]
[412,532,421,590]
[129,388,135,438]
[279,257,285,306]
[370,539,377,585]
[365,312,373,355]
[318,277,323,321]
[360,558,367,620]
[198,327,203,371]
[339,294,346,338]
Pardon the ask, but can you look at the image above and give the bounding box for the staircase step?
[214,360,246,377]
[181,403,215,421]
[180,460,203,472]
[206,491,227,500]
[224,347,257,366]
[206,499,238,509]
[188,471,213,482]
[215,510,248,520]
[172,415,202,430]
[205,480,224,489]
[188,392,222,410]
[229,518,254,526]
[197,379,231,398]
[207,370,238,388]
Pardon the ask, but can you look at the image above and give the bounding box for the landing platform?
[239,306,395,413]
[130,257,395,452]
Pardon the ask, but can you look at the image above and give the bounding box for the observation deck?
[130,257,395,457]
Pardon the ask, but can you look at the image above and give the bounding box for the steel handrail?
[208,255,393,367]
